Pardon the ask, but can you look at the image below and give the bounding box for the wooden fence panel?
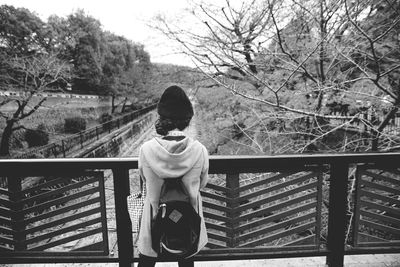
[201,168,323,254]
[0,172,109,256]
[353,165,400,248]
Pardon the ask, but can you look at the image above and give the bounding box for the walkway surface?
[1,254,400,266]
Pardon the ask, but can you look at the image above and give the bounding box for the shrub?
[99,113,113,124]
[64,117,86,133]
[36,123,48,132]
[99,113,113,132]
[25,128,49,148]
[9,129,28,149]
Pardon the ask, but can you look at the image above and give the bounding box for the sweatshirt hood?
[141,137,203,178]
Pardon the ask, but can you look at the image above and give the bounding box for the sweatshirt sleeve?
[199,146,209,189]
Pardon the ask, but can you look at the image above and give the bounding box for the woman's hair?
[155,116,191,136]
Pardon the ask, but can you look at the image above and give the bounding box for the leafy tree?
[46,10,152,110]
[63,10,106,93]
[0,5,48,56]
[0,5,71,157]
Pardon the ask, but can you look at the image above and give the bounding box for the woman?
[137,85,209,267]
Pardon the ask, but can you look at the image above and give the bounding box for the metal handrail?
[15,104,156,158]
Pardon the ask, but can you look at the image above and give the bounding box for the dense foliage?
[25,127,49,148]
[0,5,152,156]
[64,117,87,134]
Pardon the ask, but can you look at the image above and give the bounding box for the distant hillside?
[144,63,205,96]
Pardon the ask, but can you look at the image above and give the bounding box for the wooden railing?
[0,153,399,266]
[16,104,156,159]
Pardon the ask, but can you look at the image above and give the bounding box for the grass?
[0,97,112,155]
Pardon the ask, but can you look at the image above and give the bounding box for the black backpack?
[151,177,201,258]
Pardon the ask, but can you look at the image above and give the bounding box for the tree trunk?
[0,121,14,157]
[111,94,116,114]
[121,97,128,113]
[371,106,399,151]
[316,0,326,112]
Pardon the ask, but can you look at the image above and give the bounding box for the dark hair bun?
[157,85,193,119]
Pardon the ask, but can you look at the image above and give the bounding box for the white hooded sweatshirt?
[137,136,209,257]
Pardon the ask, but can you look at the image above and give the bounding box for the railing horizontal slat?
[21,176,70,195]
[0,245,13,251]
[25,217,102,245]
[30,227,104,251]
[0,225,14,236]
[205,242,226,249]
[356,241,400,247]
[0,206,12,218]
[204,183,228,194]
[203,245,321,255]
[360,170,400,187]
[1,152,400,170]
[0,236,14,246]
[282,234,316,246]
[202,201,230,213]
[24,207,102,235]
[359,200,400,218]
[205,222,229,232]
[240,221,316,247]
[0,196,12,209]
[0,187,10,197]
[0,215,11,226]
[238,201,317,232]
[23,197,101,225]
[201,191,228,203]
[360,219,400,237]
[203,211,229,223]
[360,190,400,207]
[22,187,99,215]
[21,176,99,205]
[238,172,318,201]
[238,212,315,243]
[357,232,389,243]
[238,191,317,222]
[360,209,400,227]
[238,182,317,214]
[237,172,297,193]
[73,241,105,252]
[361,180,400,196]
[207,232,229,243]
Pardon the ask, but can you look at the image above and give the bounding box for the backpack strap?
[139,175,144,192]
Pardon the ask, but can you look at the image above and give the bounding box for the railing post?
[53,143,58,158]
[226,173,240,247]
[61,140,66,158]
[112,168,133,267]
[80,133,84,149]
[9,175,26,251]
[326,161,349,267]
[96,126,99,140]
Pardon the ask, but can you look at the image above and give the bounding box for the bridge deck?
[2,115,400,267]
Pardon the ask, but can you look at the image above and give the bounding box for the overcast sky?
[0,0,192,66]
